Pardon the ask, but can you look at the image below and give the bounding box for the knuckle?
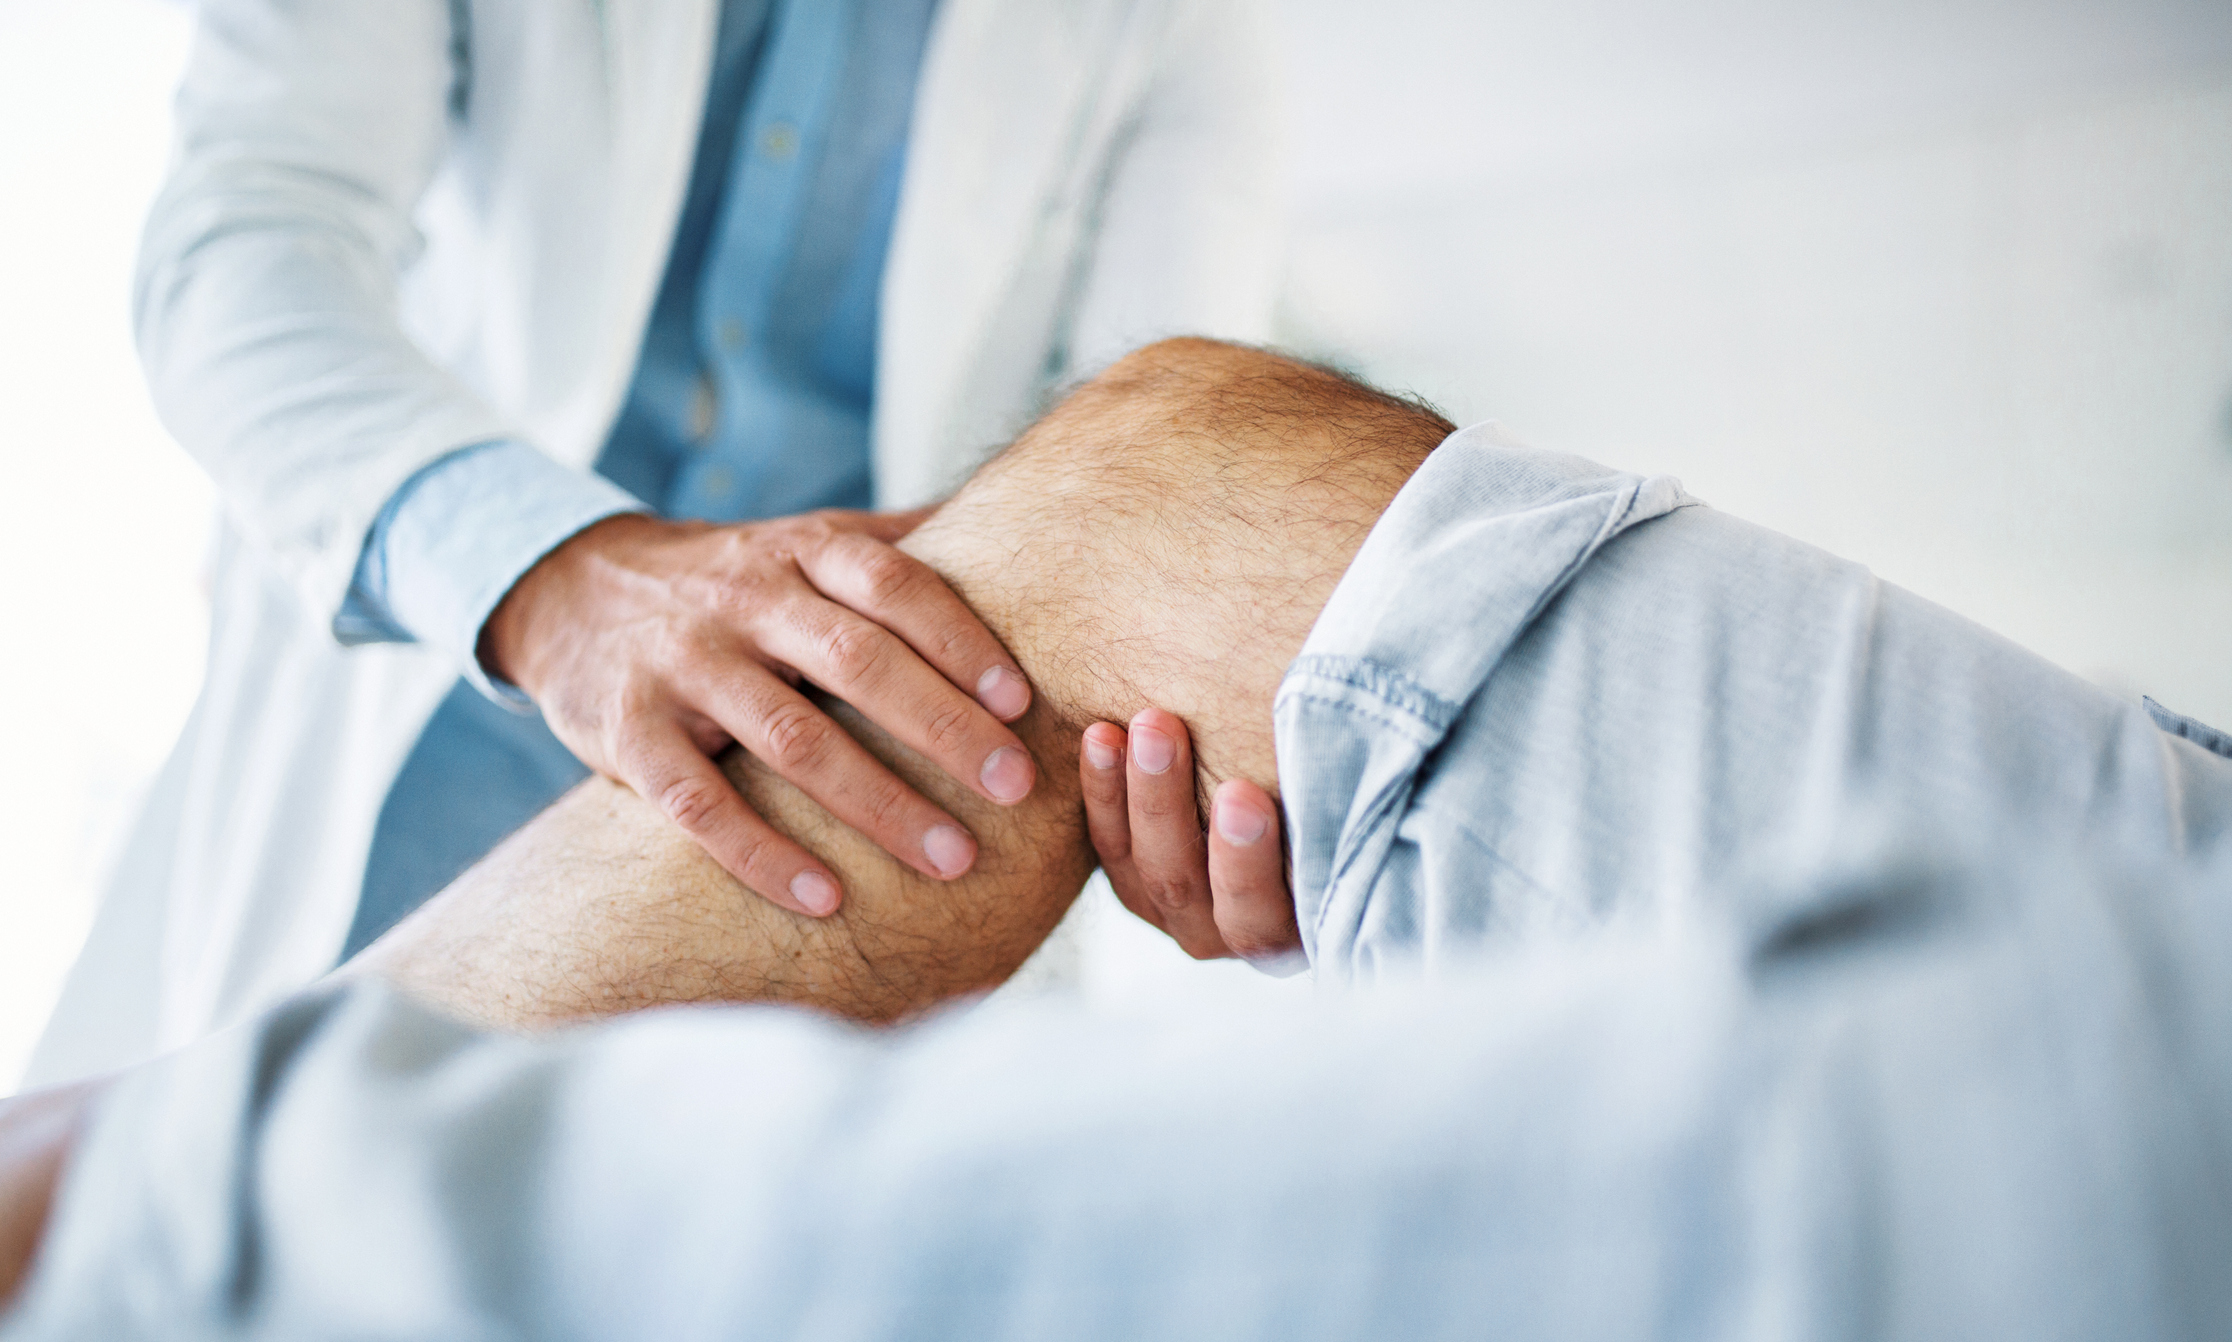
[1082,777,1128,819]
[1112,884,1162,928]
[816,618,886,684]
[1146,874,1205,915]
[757,701,833,772]
[607,720,668,779]
[712,526,769,574]
[920,698,979,755]
[656,774,732,833]
[1134,786,1198,824]
[765,514,834,561]
[650,620,716,675]
[856,777,918,837]
[700,566,781,625]
[725,830,784,884]
[922,619,987,671]
[853,546,923,607]
[699,577,757,624]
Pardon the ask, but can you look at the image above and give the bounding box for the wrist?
[357,443,649,683]
[478,512,687,692]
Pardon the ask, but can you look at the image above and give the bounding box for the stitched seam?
[1285,655,1461,715]
[1275,690,1445,747]
[1280,660,1460,734]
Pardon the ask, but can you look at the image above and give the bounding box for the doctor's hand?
[482,510,1037,918]
[1080,709,1304,973]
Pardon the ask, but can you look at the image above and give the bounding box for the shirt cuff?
[338,441,648,707]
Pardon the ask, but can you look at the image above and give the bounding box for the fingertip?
[1127,706,1186,738]
[1212,786,1271,846]
[789,869,841,917]
[1129,721,1177,776]
[1248,949,1310,979]
[923,824,977,879]
[975,665,1032,721]
[1081,722,1124,772]
[1207,777,1297,966]
[1220,775,1278,807]
[980,745,1035,804]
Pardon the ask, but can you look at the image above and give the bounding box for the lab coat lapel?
[570,0,720,469]
[599,0,719,116]
[875,0,1140,506]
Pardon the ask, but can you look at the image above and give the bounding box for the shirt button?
[702,465,736,500]
[717,318,746,351]
[689,375,716,442]
[760,121,799,160]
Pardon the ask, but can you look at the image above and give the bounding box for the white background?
[2,0,2229,1088]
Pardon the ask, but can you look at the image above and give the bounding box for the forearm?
[347,698,1094,1028]
[0,1082,106,1310]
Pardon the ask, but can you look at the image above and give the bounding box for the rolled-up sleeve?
[339,441,646,703]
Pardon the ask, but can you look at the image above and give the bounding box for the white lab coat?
[26,0,1282,1086]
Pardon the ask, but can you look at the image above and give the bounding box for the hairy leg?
[346,694,1093,1029]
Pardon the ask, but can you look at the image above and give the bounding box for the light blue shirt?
[1278,425,2232,980]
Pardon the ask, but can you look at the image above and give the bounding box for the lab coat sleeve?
[134,0,523,631]
[1062,0,1287,369]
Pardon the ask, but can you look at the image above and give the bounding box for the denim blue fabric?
[1278,423,2232,984]
[339,0,938,957]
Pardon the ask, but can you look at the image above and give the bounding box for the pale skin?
[483,505,1040,916]
[348,335,1368,1026]
[1086,710,1296,966]
[0,339,1442,1306]
[342,690,1096,1029]
[479,392,1287,950]
[495,509,1291,951]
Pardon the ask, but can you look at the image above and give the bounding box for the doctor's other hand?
[1080,708,1304,973]
[481,510,1037,917]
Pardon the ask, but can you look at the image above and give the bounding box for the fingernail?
[790,870,840,916]
[1132,724,1175,775]
[1215,797,1269,846]
[923,824,976,878]
[1082,730,1121,771]
[976,666,1030,721]
[980,745,1034,804]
